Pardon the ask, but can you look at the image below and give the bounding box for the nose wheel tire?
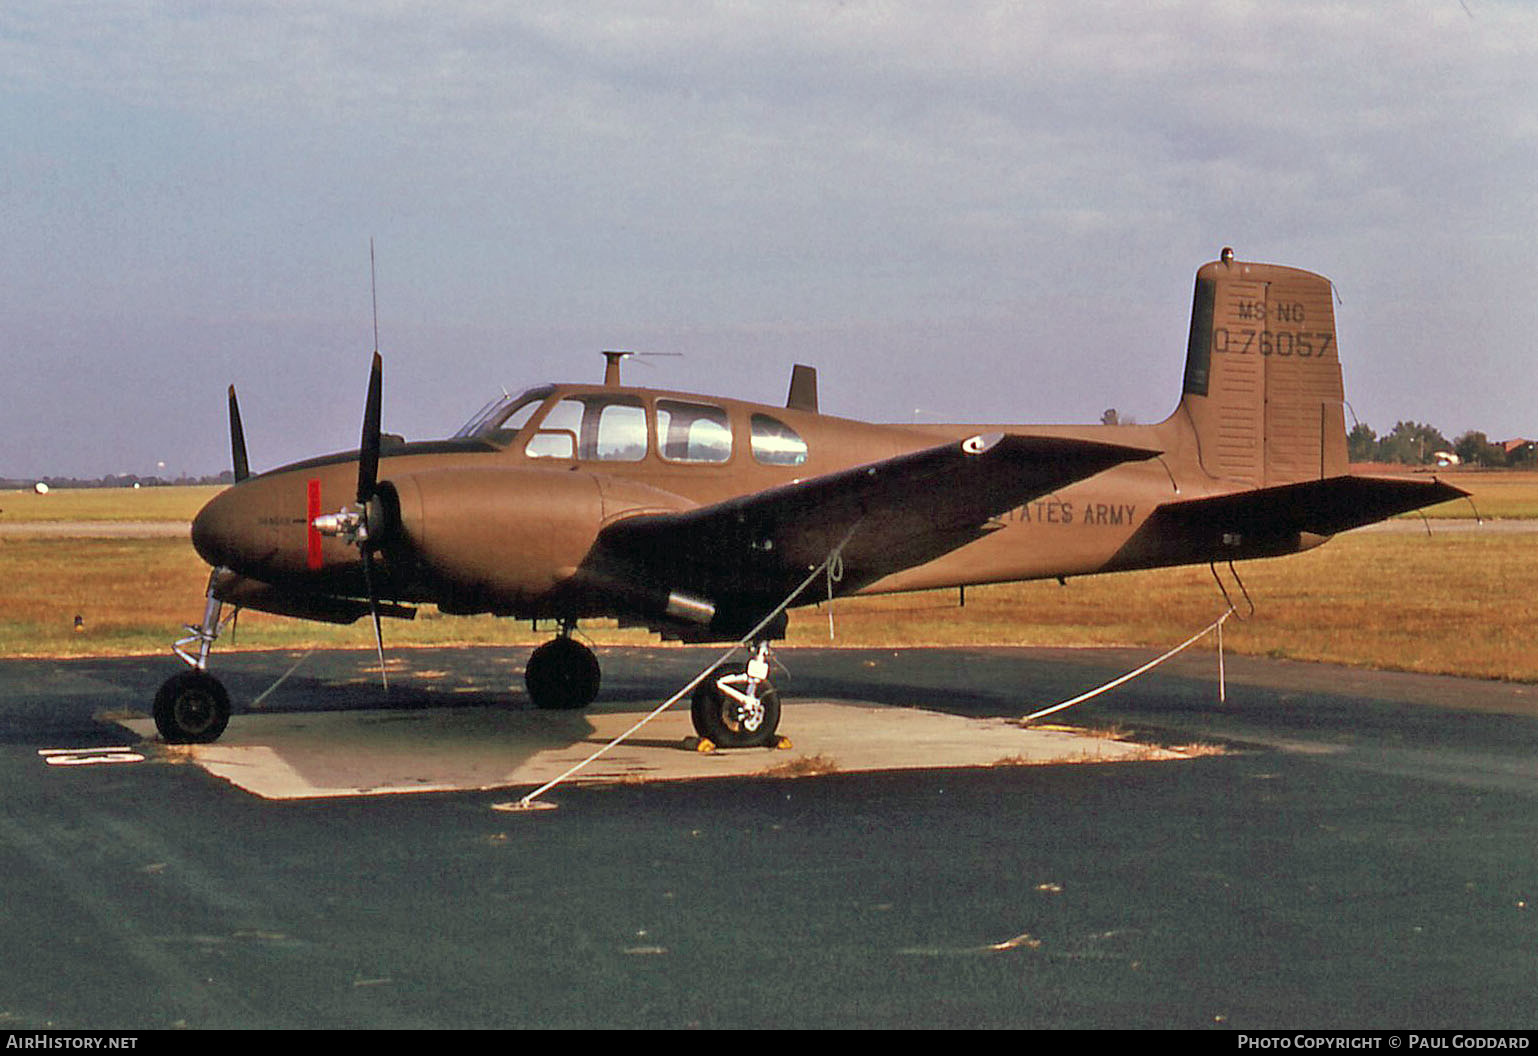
[524,636,601,710]
[153,671,232,744]
[691,675,781,748]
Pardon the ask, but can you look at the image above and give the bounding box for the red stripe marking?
[306,478,323,570]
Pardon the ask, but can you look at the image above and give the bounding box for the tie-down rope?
[1020,561,1253,724]
[1019,606,1236,724]
[499,525,861,811]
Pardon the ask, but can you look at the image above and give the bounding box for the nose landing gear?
[154,670,231,744]
[156,569,235,744]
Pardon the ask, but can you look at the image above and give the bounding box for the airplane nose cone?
[190,486,247,570]
[190,472,333,581]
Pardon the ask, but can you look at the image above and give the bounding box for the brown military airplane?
[158,250,1465,748]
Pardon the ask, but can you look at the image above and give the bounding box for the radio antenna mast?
[369,238,379,352]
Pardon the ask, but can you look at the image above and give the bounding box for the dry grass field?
[0,485,222,522]
[1415,467,1538,520]
[2,471,1534,682]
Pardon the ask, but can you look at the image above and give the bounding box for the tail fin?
[1176,253,1348,487]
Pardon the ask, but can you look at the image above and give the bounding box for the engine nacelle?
[388,466,601,606]
[390,466,692,614]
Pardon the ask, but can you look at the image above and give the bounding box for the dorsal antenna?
[602,350,629,387]
[370,238,380,353]
[601,349,683,387]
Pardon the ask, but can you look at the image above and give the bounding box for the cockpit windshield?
[452,387,553,446]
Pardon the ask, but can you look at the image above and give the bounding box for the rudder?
[1176,253,1348,487]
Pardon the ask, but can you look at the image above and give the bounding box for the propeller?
[228,386,250,483]
[313,244,393,691]
[356,351,389,692]
[310,352,392,691]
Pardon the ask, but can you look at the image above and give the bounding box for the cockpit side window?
[527,395,648,461]
[454,388,552,447]
[750,413,808,466]
[656,399,732,463]
[487,400,543,446]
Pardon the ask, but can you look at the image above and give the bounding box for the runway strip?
[0,519,189,537]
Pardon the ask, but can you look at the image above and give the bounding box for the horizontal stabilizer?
[1104,474,1468,573]
[1154,474,1467,540]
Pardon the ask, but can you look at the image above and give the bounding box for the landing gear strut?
[524,628,601,710]
[691,641,781,748]
[156,568,234,743]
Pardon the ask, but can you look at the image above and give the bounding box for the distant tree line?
[0,471,237,490]
[1348,421,1536,467]
[7,424,1535,484]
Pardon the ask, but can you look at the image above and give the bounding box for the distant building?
[1500,438,1537,465]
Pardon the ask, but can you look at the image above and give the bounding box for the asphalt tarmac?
[2,644,1536,1029]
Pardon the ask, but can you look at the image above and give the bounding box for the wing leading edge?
[593,433,1160,626]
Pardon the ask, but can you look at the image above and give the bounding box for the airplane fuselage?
[191,381,1308,631]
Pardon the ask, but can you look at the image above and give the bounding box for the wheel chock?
[687,735,791,752]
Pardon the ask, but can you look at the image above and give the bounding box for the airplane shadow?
[3,643,1297,757]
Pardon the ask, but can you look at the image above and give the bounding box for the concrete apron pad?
[116,700,1189,801]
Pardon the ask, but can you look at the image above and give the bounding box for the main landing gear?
[155,582,784,750]
[523,632,783,749]
[523,628,601,711]
[690,641,781,749]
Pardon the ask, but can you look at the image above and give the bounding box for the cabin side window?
[749,413,808,466]
[594,401,647,461]
[656,399,732,464]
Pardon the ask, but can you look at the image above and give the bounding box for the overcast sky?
[3,1,1535,479]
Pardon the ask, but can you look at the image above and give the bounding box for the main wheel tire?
[153,671,231,744]
[524,637,601,710]
[691,675,780,748]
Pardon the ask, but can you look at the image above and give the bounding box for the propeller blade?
[228,386,250,483]
[355,352,387,690]
[357,351,383,505]
[359,547,389,693]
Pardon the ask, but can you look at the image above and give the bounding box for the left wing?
[592,433,1159,624]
